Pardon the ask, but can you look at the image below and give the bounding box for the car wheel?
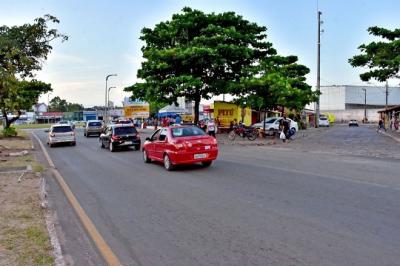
[71,142,76,146]
[163,154,173,171]
[109,142,115,152]
[143,149,151,163]
[201,161,212,167]
[49,143,53,148]
[135,144,141,151]
[84,132,86,137]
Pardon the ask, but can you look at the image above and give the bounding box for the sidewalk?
[379,129,400,143]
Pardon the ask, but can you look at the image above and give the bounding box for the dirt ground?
[0,133,54,266]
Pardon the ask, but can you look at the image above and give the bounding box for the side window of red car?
[158,129,167,141]
[151,129,161,141]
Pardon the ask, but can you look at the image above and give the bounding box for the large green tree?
[0,79,52,128]
[125,7,275,123]
[0,14,67,129]
[49,96,84,112]
[349,26,400,82]
[233,55,318,130]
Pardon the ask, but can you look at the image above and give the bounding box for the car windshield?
[52,126,72,133]
[88,122,101,127]
[265,118,277,123]
[171,127,205,137]
[114,126,137,135]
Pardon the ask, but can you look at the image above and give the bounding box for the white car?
[47,124,76,147]
[252,117,299,133]
[319,117,330,127]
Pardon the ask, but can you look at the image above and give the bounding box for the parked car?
[349,120,359,127]
[47,124,76,147]
[84,120,103,137]
[142,126,218,171]
[252,117,299,133]
[319,117,330,127]
[99,124,140,152]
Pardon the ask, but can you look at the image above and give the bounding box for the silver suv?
[84,120,103,137]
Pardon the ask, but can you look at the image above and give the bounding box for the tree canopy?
[349,26,400,82]
[125,7,276,122]
[0,14,67,129]
[234,55,318,112]
[0,78,52,127]
[49,96,84,112]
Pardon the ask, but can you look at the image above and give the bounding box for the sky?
[1,0,399,107]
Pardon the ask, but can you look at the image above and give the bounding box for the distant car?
[349,120,359,127]
[99,124,140,152]
[252,117,298,134]
[58,120,75,129]
[47,124,76,147]
[319,117,330,127]
[142,126,218,171]
[84,120,103,137]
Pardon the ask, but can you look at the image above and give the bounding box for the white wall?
[320,86,346,110]
[345,85,400,105]
[324,109,381,122]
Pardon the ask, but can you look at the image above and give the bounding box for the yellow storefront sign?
[213,101,251,127]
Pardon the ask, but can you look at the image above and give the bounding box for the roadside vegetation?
[0,131,54,265]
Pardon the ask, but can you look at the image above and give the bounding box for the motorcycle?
[228,125,258,141]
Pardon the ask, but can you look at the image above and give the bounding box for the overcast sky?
[1,0,399,107]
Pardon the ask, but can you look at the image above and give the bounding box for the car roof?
[109,123,135,128]
[51,124,72,128]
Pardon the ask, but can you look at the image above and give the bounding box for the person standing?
[377,119,386,132]
[207,119,216,137]
[279,115,290,143]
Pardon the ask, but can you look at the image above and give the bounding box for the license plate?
[194,153,207,159]
[124,141,132,145]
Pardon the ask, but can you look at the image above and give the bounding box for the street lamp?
[105,74,117,122]
[108,86,116,118]
[362,88,367,123]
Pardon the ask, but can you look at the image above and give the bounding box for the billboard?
[124,104,150,118]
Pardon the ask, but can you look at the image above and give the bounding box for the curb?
[379,131,400,143]
[31,132,122,266]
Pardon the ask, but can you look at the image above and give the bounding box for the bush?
[2,126,18,137]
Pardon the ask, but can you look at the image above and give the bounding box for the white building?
[32,103,47,113]
[320,85,400,122]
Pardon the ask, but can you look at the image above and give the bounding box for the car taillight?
[212,138,218,145]
[111,135,121,140]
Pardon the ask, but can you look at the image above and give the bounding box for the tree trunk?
[262,108,266,132]
[2,110,21,129]
[194,99,200,124]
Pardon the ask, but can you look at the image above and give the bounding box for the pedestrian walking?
[279,115,290,143]
[207,119,216,137]
[377,119,386,132]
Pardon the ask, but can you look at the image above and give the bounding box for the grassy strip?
[0,133,53,265]
[13,124,52,129]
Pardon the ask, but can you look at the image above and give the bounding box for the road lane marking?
[32,132,122,266]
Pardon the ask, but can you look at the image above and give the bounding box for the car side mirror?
[145,137,151,141]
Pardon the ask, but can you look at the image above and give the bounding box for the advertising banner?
[124,104,150,118]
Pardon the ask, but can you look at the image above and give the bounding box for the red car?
[143,126,218,170]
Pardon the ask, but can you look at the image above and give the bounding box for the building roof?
[377,105,400,113]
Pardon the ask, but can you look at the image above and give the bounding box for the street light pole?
[108,86,116,119]
[362,88,367,122]
[105,74,117,122]
[315,11,322,128]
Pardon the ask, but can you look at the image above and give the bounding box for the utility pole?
[385,80,389,110]
[315,11,322,128]
[362,88,366,122]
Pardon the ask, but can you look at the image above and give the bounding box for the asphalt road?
[35,127,400,266]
